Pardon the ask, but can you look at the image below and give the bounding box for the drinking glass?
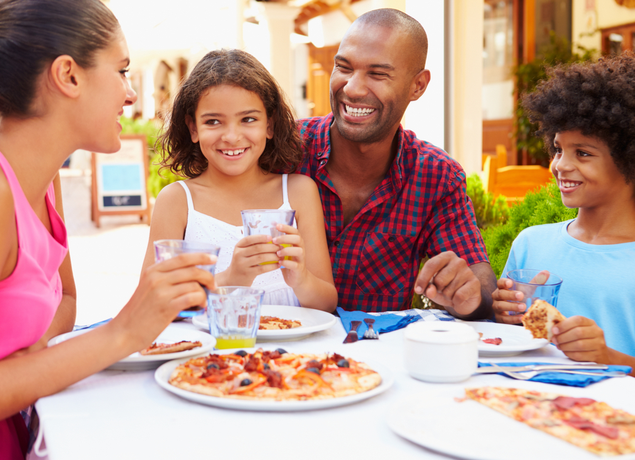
[154,239,220,318]
[207,286,265,349]
[506,269,563,315]
[240,209,296,265]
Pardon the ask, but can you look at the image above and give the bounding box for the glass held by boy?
[0,1,218,458]
[141,49,337,313]
[492,52,635,374]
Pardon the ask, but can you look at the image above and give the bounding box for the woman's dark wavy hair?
[0,0,120,118]
[522,51,635,184]
[158,49,302,178]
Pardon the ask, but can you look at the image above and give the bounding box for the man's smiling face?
[329,22,421,145]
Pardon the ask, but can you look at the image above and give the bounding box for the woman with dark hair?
[492,52,635,372]
[0,1,216,457]
[141,49,337,311]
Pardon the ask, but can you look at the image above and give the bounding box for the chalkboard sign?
[91,135,151,227]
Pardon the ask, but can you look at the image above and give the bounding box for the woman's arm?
[278,174,337,312]
[0,251,216,419]
[141,182,189,272]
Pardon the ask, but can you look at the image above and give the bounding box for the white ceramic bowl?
[404,321,479,383]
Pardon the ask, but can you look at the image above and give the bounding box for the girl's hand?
[112,253,217,353]
[552,316,611,364]
[273,223,308,289]
[219,235,281,286]
[492,278,526,324]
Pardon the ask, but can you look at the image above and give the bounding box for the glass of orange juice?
[240,209,296,265]
[207,286,265,349]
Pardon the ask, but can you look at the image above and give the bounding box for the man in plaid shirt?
[297,9,496,317]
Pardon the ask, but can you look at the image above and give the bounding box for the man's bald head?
[350,8,428,74]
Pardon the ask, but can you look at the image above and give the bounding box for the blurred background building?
[102,0,635,173]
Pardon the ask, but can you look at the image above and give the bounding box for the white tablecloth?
[35,318,635,460]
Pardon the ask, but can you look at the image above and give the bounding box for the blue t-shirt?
[503,219,635,356]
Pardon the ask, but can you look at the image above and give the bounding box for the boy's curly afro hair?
[522,51,635,184]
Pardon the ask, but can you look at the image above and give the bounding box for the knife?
[343,321,362,343]
[475,363,609,374]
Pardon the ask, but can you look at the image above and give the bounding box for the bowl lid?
[404,321,479,344]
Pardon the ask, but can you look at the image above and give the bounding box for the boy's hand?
[220,235,280,286]
[273,224,308,289]
[552,316,611,363]
[492,278,526,324]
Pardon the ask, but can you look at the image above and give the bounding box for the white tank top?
[178,175,300,307]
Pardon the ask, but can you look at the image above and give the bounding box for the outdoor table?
[35,318,635,460]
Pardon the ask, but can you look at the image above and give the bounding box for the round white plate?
[192,305,337,341]
[155,352,393,411]
[48,324,215,371]
[459,321,549,357]
[388,386,635,460]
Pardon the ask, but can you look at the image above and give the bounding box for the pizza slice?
[259,316,302,330]
[464,387,635,456]
[522,299,566,341]
[168,349,382,401]
[139,340,202,355]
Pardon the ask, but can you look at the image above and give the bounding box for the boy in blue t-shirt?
[492,52,635,371]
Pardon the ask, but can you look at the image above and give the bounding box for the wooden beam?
[294,0,363,35]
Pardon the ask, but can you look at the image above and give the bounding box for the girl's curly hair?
[158,49,302,178]
[522,51,635,184]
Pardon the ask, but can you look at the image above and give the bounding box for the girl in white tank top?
[142,50,337,312]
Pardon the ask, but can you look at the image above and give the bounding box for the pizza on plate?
[478,332,503,345]
[168,348,381,401]
[259,316,302,330]
[140,340,202,355]
[522,299,566,341]
[464,387,635,456]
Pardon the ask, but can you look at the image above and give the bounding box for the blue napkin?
[478,362,632,387]
[337,307,422,339]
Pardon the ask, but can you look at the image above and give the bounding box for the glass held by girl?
[0,1,216,458]
[141,49,338,312]
[492,52,635,373]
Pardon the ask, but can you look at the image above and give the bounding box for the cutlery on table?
[363,318,379,339]
[475,363,609,374]
[488,363,627,381]
[480,362,626,380]
[343,321,362,343]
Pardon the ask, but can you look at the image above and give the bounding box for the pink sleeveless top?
[0,151,68,360]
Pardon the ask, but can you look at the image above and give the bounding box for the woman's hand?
[492,278,526,324]
[217,235,280,286]
[552,316,611,363]
[273,223,308,289]
[112,253,217,354]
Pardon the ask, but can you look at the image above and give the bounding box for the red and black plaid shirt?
[297,115,488,312]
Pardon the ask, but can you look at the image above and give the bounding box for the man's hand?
[414,252,491,318]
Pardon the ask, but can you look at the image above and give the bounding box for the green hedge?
[481,179,577,278]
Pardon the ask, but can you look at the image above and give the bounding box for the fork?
[488,363,627,380]
[363,318,379,339]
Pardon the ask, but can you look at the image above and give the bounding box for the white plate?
[388,386,635,460]
[48,324,215,371]
[155,352,393,411]
[192,305,337,341]
[460,321,549,357]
